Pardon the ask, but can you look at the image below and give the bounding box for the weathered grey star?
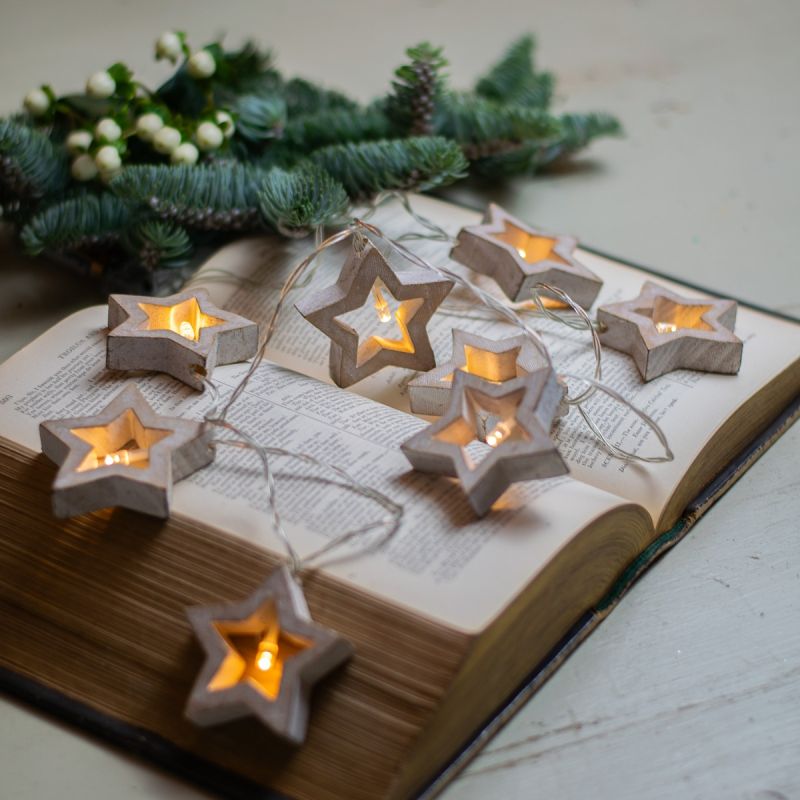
[597,280,743,381]
[39,383,213,518]
[401,368,568,516]
[408,328,553,417]
[295,242,453,388]
[107,288,259,390]
[185,565,353,744]
[450,203,603,309]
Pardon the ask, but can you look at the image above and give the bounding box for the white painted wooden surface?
[1,1,798,798]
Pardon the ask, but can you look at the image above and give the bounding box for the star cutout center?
[491,222,569,267]
[635,297,714,334]
[440,343,525,384]
[70,408,171,472]
[208,601,312,701]
[137,297,225,342]
[334,278,422,367]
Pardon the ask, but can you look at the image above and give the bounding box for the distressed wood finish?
[597,280,743,381]
[185,566,353,745]
[39,383,213,518]
[107,288,259,390]
[295,242,453,388]
[450,203,603,309]
[402,367,568,516]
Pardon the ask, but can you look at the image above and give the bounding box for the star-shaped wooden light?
[450,203,603,309]
[408,328,553,417]
[107,288,259,390]
[401,368,568,516]
[294,242,453,388]
[185,566,353,744]
[597,280,743,381]
[39,383,213,518]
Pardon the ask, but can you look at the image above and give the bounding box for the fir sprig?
[20,193,131,255]
[123,219,193,270]
[258,165,349,236]
[475,35,553,109]
[0,119,69,201]
[387,43,447,136]
[311,137,468,198]
[111,163,266,230]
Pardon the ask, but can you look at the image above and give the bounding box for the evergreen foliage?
[258,165,349,235]
[20,194,130,255]
[311,137,468,199]
[1,32,621,291]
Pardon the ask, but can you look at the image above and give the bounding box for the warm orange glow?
[640,297,714,335]
[441,344,526,385]
[71,409,171,472]
[137,297,224,342]
[491,222,569,266]
[207,603,312,701]
[337,279,420,367]
[433,386,530,468]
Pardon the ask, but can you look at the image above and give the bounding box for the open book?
[0,195,797,800]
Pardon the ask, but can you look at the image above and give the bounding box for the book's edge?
[417,390,799,800]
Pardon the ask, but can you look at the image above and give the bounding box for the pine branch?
[111,163,267,230]
[471,111,623,177]
[0,119,69,202]
[536,112,623,167]
[386,43,447,135]
[20,193,131,255]
[257,165,349,236]
[436,93,561,159]
[474,35,554,109]
[122,219,193,270]
[310,137,468,199]
[281,107,392,153]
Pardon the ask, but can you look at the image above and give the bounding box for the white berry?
[153,125,182,154]
[66,130,93,155]
[71,154,98,182]
[23,88,50,116]
[214,110,235,139]
[187,50,216,79]
[86,71,116,99]
[195,121,224,151]
[135,112,164,142]
[171,142,199,165]
[155,31,182,62]
[94,118,122,143]
[95,145,122,173]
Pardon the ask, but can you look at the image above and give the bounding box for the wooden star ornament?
[401,367,568,516]
[597,280,743,381]
[294,241,453,388]
[39,383,213,518]
[107,288,259,390]
[185,565,353,744]
[450,203,603,309]
[408,328,558,417]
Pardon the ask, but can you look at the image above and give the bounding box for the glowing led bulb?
[97,447,148,468]
[486,421,511,447]
[178,320,197,340]
[516,247,527,259]
[371,283,393,324]
[655,322,678,334]
[255,624,280,672]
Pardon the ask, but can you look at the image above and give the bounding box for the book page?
[0,307,632,633]
[188,195,800,523]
